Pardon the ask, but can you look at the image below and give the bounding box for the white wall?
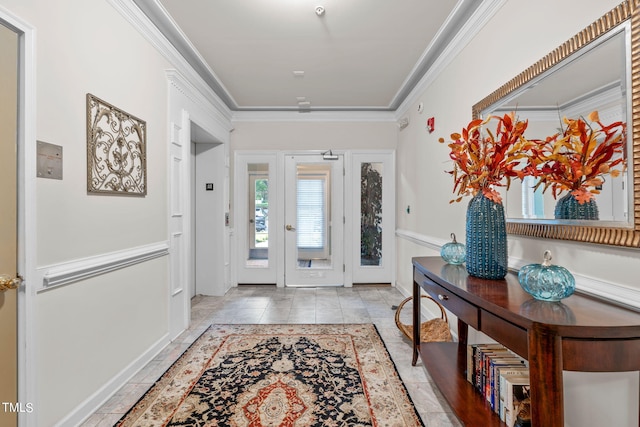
[395,0,639,425]
[231,119,398,151]
[0,0,174,425]
[229,118,398,220]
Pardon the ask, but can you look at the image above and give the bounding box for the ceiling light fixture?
[315,6,325,16]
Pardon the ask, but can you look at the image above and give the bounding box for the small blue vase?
[518,250,575,301]
[465,192,508,279]
[440,233,466,265]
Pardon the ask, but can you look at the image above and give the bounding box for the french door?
[284,154,344,286]
[235,150,394,287]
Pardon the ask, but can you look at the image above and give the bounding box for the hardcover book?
[500,374,530,425]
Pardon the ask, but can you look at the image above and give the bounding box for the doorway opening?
[190,122,227,298]
[234,150,395,288]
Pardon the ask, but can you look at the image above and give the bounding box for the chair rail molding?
[38,241,169,291]
[396,228,448,252]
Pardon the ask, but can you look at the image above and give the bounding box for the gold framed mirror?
[473,0,640,248]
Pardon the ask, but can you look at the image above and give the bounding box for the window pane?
[297,178,325,249]
[247,163,269,268]
[296,163,331,267]
[361,162,383,266]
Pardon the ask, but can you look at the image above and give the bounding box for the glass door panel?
[296,166,330,264]
[248,164,269,268]
[360,162,383,266]
[235,154,278,285]
[352,152,394,284]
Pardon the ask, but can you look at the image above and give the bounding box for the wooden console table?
[412,256,640,426]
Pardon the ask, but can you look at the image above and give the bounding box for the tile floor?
[80,285,462,427]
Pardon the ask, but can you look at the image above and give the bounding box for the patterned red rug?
[115,324,424,426]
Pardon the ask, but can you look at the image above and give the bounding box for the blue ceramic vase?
[554,193,599,220]
[465,192,508,279]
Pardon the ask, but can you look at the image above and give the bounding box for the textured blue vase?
[554,193,599,220]
[465,192,508,279]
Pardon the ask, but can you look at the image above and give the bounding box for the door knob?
[0,274,22,291]
[286,224,296,231]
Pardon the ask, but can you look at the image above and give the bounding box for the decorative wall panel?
[86,93,147,195]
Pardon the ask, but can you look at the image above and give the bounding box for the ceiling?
[133,0,483,112]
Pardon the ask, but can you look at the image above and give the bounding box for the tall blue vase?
[554,193,599,220]
[465,192,508,279]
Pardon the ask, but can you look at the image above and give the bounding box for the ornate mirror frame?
[473,0,640,248]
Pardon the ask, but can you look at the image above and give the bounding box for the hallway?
[80,286,461,427]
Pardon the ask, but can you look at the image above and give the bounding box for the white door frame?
[233,150,397,289]
[167,71,232,340]
[0,8,38,426]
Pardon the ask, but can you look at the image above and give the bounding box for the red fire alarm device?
[427,117,435,133]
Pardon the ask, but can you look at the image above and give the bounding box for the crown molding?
[395,0,507,121]
[232,110,398,123]
[108,0,232,120]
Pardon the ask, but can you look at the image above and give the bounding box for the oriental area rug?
[115,324,424,426]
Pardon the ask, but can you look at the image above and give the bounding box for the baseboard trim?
[38,241,169,291]
[55,333,171,427]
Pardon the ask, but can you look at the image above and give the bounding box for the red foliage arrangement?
[525,111,626,204]
[439,112,535,204]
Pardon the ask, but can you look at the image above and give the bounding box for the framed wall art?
[86,93,147,196]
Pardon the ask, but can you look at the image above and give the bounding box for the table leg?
[457,318,468,372]
[412,276,420,366]
[529,323,564,427]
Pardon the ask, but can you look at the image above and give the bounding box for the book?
[479,347,513,397]
[467,343,505,388]
[485,354,529,413]
[482,349,515,402]
[500,374,530,425]
[491,361,528,413]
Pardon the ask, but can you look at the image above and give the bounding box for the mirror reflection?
[483,23,633,226]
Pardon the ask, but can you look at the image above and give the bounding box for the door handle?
[286,224,296,231]
[0,274,22,292]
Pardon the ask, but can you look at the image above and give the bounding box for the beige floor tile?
[80,285,459,426]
